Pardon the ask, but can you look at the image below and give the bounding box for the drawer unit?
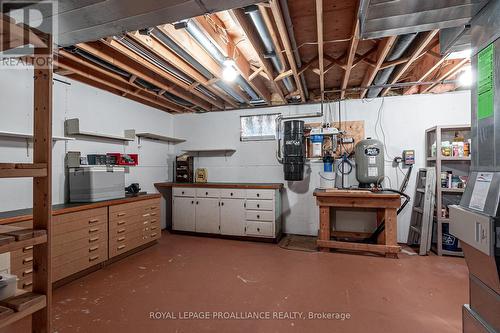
[246,189,274,200]
[173,187,196,197]
[196,188,220,198]
[246,200,273,211]
[245,210,274,222]
[245,221,274,237]
[52,240,107,268]
[52,244,108,282]
[220,189,245,199]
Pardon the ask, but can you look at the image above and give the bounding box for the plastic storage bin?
[69,166,125,202]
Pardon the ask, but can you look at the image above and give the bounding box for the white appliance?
[69,166,125,202]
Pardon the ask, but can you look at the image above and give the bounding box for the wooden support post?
[32,35,52,333]
[318,206,330,252]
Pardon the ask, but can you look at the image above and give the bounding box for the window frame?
[239,113,281,142]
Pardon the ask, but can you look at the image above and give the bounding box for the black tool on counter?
[125,183,141,195]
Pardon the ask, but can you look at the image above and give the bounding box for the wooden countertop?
[155,182,284,190]
[313,189,401,199]
[0,193,161,225]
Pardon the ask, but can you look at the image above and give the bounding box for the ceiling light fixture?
[222,58,238,82]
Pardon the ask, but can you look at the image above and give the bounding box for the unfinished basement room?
[0,0,499,332]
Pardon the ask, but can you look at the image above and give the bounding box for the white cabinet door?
[172,196,195,231]
[195,198,220,234]
[220,199,245,236]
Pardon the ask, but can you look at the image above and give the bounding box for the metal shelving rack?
[425,125,471,257]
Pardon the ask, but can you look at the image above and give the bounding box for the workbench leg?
[318,206,331,252]
[376,209,385,244]
[384,208,398,258]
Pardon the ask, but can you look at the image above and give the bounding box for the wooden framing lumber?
[269,0,306,102]
[421,58,469,93]
[340,19,360,99]
[404,54,448,95]
[381,30,439,96]
[316,0,324,100]
[360,36,397,99]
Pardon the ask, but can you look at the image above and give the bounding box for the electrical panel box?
[403,150,415,165]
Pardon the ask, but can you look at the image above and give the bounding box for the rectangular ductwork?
[359,0,490,39]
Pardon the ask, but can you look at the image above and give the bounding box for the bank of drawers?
[109,198,161,258]
[52,207,109,282]
[244,190,276,238]
[9,220,34,291]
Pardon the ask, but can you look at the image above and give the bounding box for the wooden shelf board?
[0,163,47,178]
[441,249,464,257]
[0,293,47,329]
[441,156,471,161]
[65,119,134,142]
[0,131,74,141]
[68,130,135,142]
[136,133,186,143]
[0,233,47,255]
[440,188,465,193]
[183,149,236,154]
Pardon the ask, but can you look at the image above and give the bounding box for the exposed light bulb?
[458,67,472,87]
[222,58,237,82]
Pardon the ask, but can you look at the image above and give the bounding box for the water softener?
[282,120,305,181]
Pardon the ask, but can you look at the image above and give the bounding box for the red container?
[107,153,138,166]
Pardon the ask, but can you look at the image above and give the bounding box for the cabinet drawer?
[245,210,274,222]
[246,189,274,200]
[11,266,33,280]
[220,189,245,199]
[53,226,107,249]
[10,255,33,272]
[53,216,107,235]
[52,233,106,257]
[52,241,107,268]
[173,187,196,197]
[245,221,274,237]
[246,200,273,211]
[17,276,33,291]
[11,245,34,259]
[109,236,146,258]
[53,208,107,225]
[52,245,107,281]
[196,188,220,198]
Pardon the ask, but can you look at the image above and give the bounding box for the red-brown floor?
[51,232,468,333]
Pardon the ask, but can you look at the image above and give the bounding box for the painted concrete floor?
[51,232,469,333]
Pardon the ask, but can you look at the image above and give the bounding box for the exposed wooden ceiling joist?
[340,19,360,99]
[421,58,469,94]
[381,29,439,96]
[231,8,287,103]
[359,36,397,99]
[316,0,324,100]
[269,0,306,102]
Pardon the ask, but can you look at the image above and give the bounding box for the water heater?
[354,138,385,188]
[283,120,305,181]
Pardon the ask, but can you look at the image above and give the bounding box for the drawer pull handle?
[143,221,149,225]
[151,233,158,237]
[196,201,199,205]
[23,269,33,276]
[230,192,233,196]
[23,281,33,288]
[23,257,33,264]
[150,219,157,223]
[257,215,260,219]
[88,218,99,224]
[89,246,99,252]
[117,213,126,217]
[182,191,185,195]
[206,192,208,195]
[23,246,33,252]
[257,204,260,208]
[118,237,125,242]
[257,193,260,197]
[221,202,224,206]
[191,200,194,204]
[150,212,157,216]
[257,228,260,232]
[89,228,99,233]
[151,226,158,230]
[89,237,99,243]
[151,206,157,210]
[142,213,150,217]
[89,255,100,262]
[117,245,126,250]
[117,228,126,234]
[117,220,126,225]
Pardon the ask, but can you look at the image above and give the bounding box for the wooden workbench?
[314,189,402,257]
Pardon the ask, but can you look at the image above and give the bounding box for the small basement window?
[240,113,280,141]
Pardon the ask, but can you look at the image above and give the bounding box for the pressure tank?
[355,138,385,188]
[283,120,305,181]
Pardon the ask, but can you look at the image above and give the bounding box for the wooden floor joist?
[340,20,360,99]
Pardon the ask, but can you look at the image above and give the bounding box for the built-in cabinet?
[172,186,282,239]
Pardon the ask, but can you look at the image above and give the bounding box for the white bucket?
[319,171,336,189]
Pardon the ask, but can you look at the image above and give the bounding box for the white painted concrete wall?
[0,68,175,222]
[173,91,471,242]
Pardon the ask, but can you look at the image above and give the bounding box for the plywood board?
[305,120,364,157]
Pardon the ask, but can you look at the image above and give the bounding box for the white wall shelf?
[0,130,74,141]
[135,132,186,143]
[183,148,236,155]
[65,118,135,142]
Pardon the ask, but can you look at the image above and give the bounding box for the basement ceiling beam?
[269,0,306,102]
[422,58,469,93]
[193,15,272,104]
[316,0,324,100]
[101,38,220,110]
[158,23,251,105]
[360,36,397,99]
[381,29,439,96]
[298,56,319,76]
[403,52,448,95]
[127,31,238,108]
[340,18,360,100]
[231,8,287,103]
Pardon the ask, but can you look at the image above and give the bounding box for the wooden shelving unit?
[425,125,471,257]
[65,118,135,142]
[0,32,53,331]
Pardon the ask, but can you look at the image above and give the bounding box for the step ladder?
[407,168,436,255]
